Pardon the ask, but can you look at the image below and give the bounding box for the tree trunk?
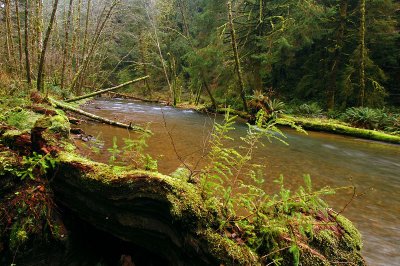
[35,0,44,65]
[146,4,174,103]
[70,0,118,93]
[24,0,32,88]
[61,0,75,90]
[228,1,248,112]
[37,0,59,92]
[15,0,24,76]
[5,0,15,70]
[65,76,149,102]
[327,0,348,110]
[178,0,190,38]
[359,0,366,106]
[139,32,152,97]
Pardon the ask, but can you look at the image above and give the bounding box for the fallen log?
[52,153,260,266]
[107,92,168,104]
[49,97,150,133]
[65,76,149,103]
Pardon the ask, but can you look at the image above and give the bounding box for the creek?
[77,98,400,266]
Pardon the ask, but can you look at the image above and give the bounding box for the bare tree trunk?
[72,0,82,71]
[69,0,118,93]
[61,0,74,90]
[65,76,149,102]
[36,0,43,63]
[145,3,174,104]
[81,0,91,64]
[359,0,366,106]
[202,76,217,109]
[37,0,59,92]
[5,0,15,70]
[15,0,24,76]
[228,1,248,112]
[139,31,152,96]
[24,0,32,88]
[177,0,190,38]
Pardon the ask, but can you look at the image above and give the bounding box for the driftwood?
[49,97,150,133]
[65,76,149,103]
[107,92,168,104]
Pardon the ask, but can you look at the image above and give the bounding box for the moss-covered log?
[283,115,400,144]
[49,97,150,133]
[52,153,259,265]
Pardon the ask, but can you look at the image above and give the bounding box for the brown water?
[78,98,400,266]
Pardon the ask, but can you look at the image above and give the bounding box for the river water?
[77,98,400,265]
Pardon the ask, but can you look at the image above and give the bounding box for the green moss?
[335,214,362,251]
[49,115,70,136]
[201,229,260,266]
[282,115,400,144]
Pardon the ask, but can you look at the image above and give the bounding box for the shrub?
[295,103,323,117]
[341,107,391,130]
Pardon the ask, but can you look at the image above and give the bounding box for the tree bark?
[37,0,59,92]
[327,0,348,110]
[24,0,32,87]
[146,4,174,104]
[5,0,15,69]
[359,0,366,106]
[15,0,24,76]
[61,0,75,90]
[65,76,150,103]
[228,1,248,112]
[139,31,152,96]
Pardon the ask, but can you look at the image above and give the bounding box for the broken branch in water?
[48,97,150,133]
[65,76,149,103]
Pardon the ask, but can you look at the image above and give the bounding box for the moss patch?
[282,115,400,144]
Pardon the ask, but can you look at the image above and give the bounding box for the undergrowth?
[197,109,350,265]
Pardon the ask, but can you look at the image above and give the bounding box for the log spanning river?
[78,98,400,266]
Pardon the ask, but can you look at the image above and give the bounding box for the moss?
[335,214,362,251]
[282,115,400,144]
[58,151,209,220]
[49,115,70,137]
[2,129,25,139]
[201,229,261,266]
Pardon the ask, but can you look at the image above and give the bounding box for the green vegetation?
[0,0,397,264]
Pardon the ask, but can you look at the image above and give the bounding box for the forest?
[0,0,399,265]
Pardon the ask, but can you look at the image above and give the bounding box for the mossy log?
[65,76,149,103]
[48,97,150,133]
[52,153,259,266]
[283,115,400,144]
